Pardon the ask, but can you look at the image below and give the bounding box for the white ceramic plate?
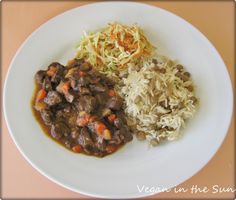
[3,2,233,199]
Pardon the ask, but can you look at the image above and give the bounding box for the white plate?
[3,2,233,199]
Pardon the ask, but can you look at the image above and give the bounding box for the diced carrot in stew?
[108,114,116,123]
[62,81,70,93]
[77,117,89,127]
[84,114,90,123]
[95,122,106,135]
[36,89,47,102]
[72,145,83,153]
[47,66,57,77]
[77,113,91,127]
[108,90,116,97]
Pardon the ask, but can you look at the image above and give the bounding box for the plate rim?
[3,1,233,199]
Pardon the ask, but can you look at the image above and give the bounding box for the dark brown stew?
[32,59,133,157]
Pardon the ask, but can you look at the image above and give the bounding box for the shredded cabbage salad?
[76,22,155,75]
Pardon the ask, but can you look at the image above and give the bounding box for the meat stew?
[32,59,133,157]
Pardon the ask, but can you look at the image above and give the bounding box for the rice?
[116,55,199,144]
